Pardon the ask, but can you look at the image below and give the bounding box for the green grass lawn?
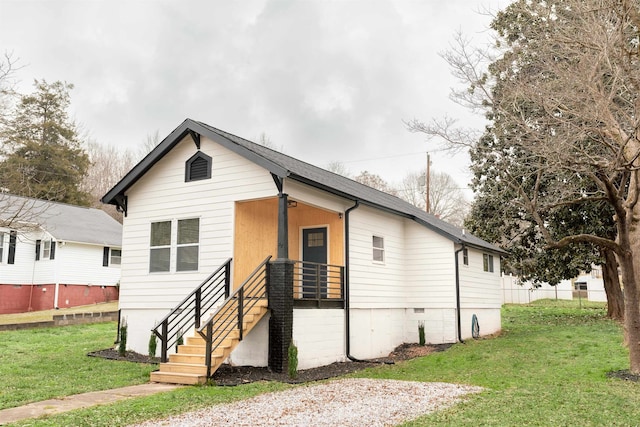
[5,300,640,426]
[0,322,155,411]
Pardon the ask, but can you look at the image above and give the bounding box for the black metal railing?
[197,255,271,377]
[293,261,344,305]
[152,258,232,363]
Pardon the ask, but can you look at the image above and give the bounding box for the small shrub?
[288,341,298,379]
[118,318,127,356]
[175,330,184,352]
[418,321,426,346]
[148,332,157,358]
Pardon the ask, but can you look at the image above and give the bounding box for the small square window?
[373,236,384,262]
[110,249,122,265]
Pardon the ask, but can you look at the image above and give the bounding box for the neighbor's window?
[43,240,51,259]
[150,221,172,272]
[110,249,122,265]
[372,236,385,263]
[176,218,199,271]
[0,232,4,263]
[37,239,55,261]
[463,248,469,266]
[483,253,494,272]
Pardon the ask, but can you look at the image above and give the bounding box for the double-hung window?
[177,218,199,271]
[372,236,385,263]
[0,232,4,263]
[150,218,199,273]
[150,221,172,272]
[483,253,494,272]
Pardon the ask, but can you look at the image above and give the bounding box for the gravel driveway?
[131,378,482,427]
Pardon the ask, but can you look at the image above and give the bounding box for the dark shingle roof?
[0,194,122,247]
[102,118,504,254]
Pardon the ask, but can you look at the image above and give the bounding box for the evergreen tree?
[0,80,90,205]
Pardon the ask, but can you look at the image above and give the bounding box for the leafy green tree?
[410,0,637,368]
[0,80,90,205]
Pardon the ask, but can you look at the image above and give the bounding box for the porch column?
[277,192,289,259]
[268,258,294,372]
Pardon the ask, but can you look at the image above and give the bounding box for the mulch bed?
[88,343,453,386]
[606,370,640,382]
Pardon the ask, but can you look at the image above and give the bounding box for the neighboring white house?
[501,267,607,305]
[501,274,574,304]
[0,194,122,314]
[102,119,506,383]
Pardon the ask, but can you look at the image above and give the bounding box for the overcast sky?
[0,0,504,193]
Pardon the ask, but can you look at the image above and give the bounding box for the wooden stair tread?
[153,297,269,385]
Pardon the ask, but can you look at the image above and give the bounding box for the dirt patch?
[88,343,452,385]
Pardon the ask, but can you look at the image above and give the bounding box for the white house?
[0,194,122,314]
[102,119,505,384]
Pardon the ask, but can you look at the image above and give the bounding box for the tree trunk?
[619,223,640,374]
[601,248,624,321]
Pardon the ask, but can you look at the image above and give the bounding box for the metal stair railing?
[152,258,232,363]
[197,255,271,378]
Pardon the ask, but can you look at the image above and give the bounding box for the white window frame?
[150,221,172,273]
[462,248,469,266]
[43,240,51,259]
[110,248,122,265]
[0,232,4,263]
[372,235,385,263]
[483,253,494,273]
[149,218,200,273]
[176,218,200,272]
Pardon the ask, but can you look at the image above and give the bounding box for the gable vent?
[185,151,212,182]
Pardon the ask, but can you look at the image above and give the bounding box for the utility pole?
[425,152,431,213]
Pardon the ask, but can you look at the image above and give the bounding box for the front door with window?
[302,227,328,298]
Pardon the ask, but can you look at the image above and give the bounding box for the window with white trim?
[110,249,122,265]
[150,221,171,272]
[0,232,4,263]
[36,239,55,261]
[372,236,385,263]
[177,218,199,271]
[43,240,51,259]
[463,248,469,266]
[149,219,199,273]
[483,253,494,272]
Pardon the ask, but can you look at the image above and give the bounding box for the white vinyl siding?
[459,249,502,309]
[119,135,276,309]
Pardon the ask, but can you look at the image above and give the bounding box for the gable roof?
[0,194,122,247]
[102,118,504,254]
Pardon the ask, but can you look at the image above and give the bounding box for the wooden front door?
[302,227,328,298]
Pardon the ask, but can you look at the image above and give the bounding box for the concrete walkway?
[0,383,180,425]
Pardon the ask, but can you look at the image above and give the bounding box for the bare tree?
[354,170,397,196]
[325,161,351,178]
[82,141,137,222]
[409,1,639,370]
[398,170,469,226]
